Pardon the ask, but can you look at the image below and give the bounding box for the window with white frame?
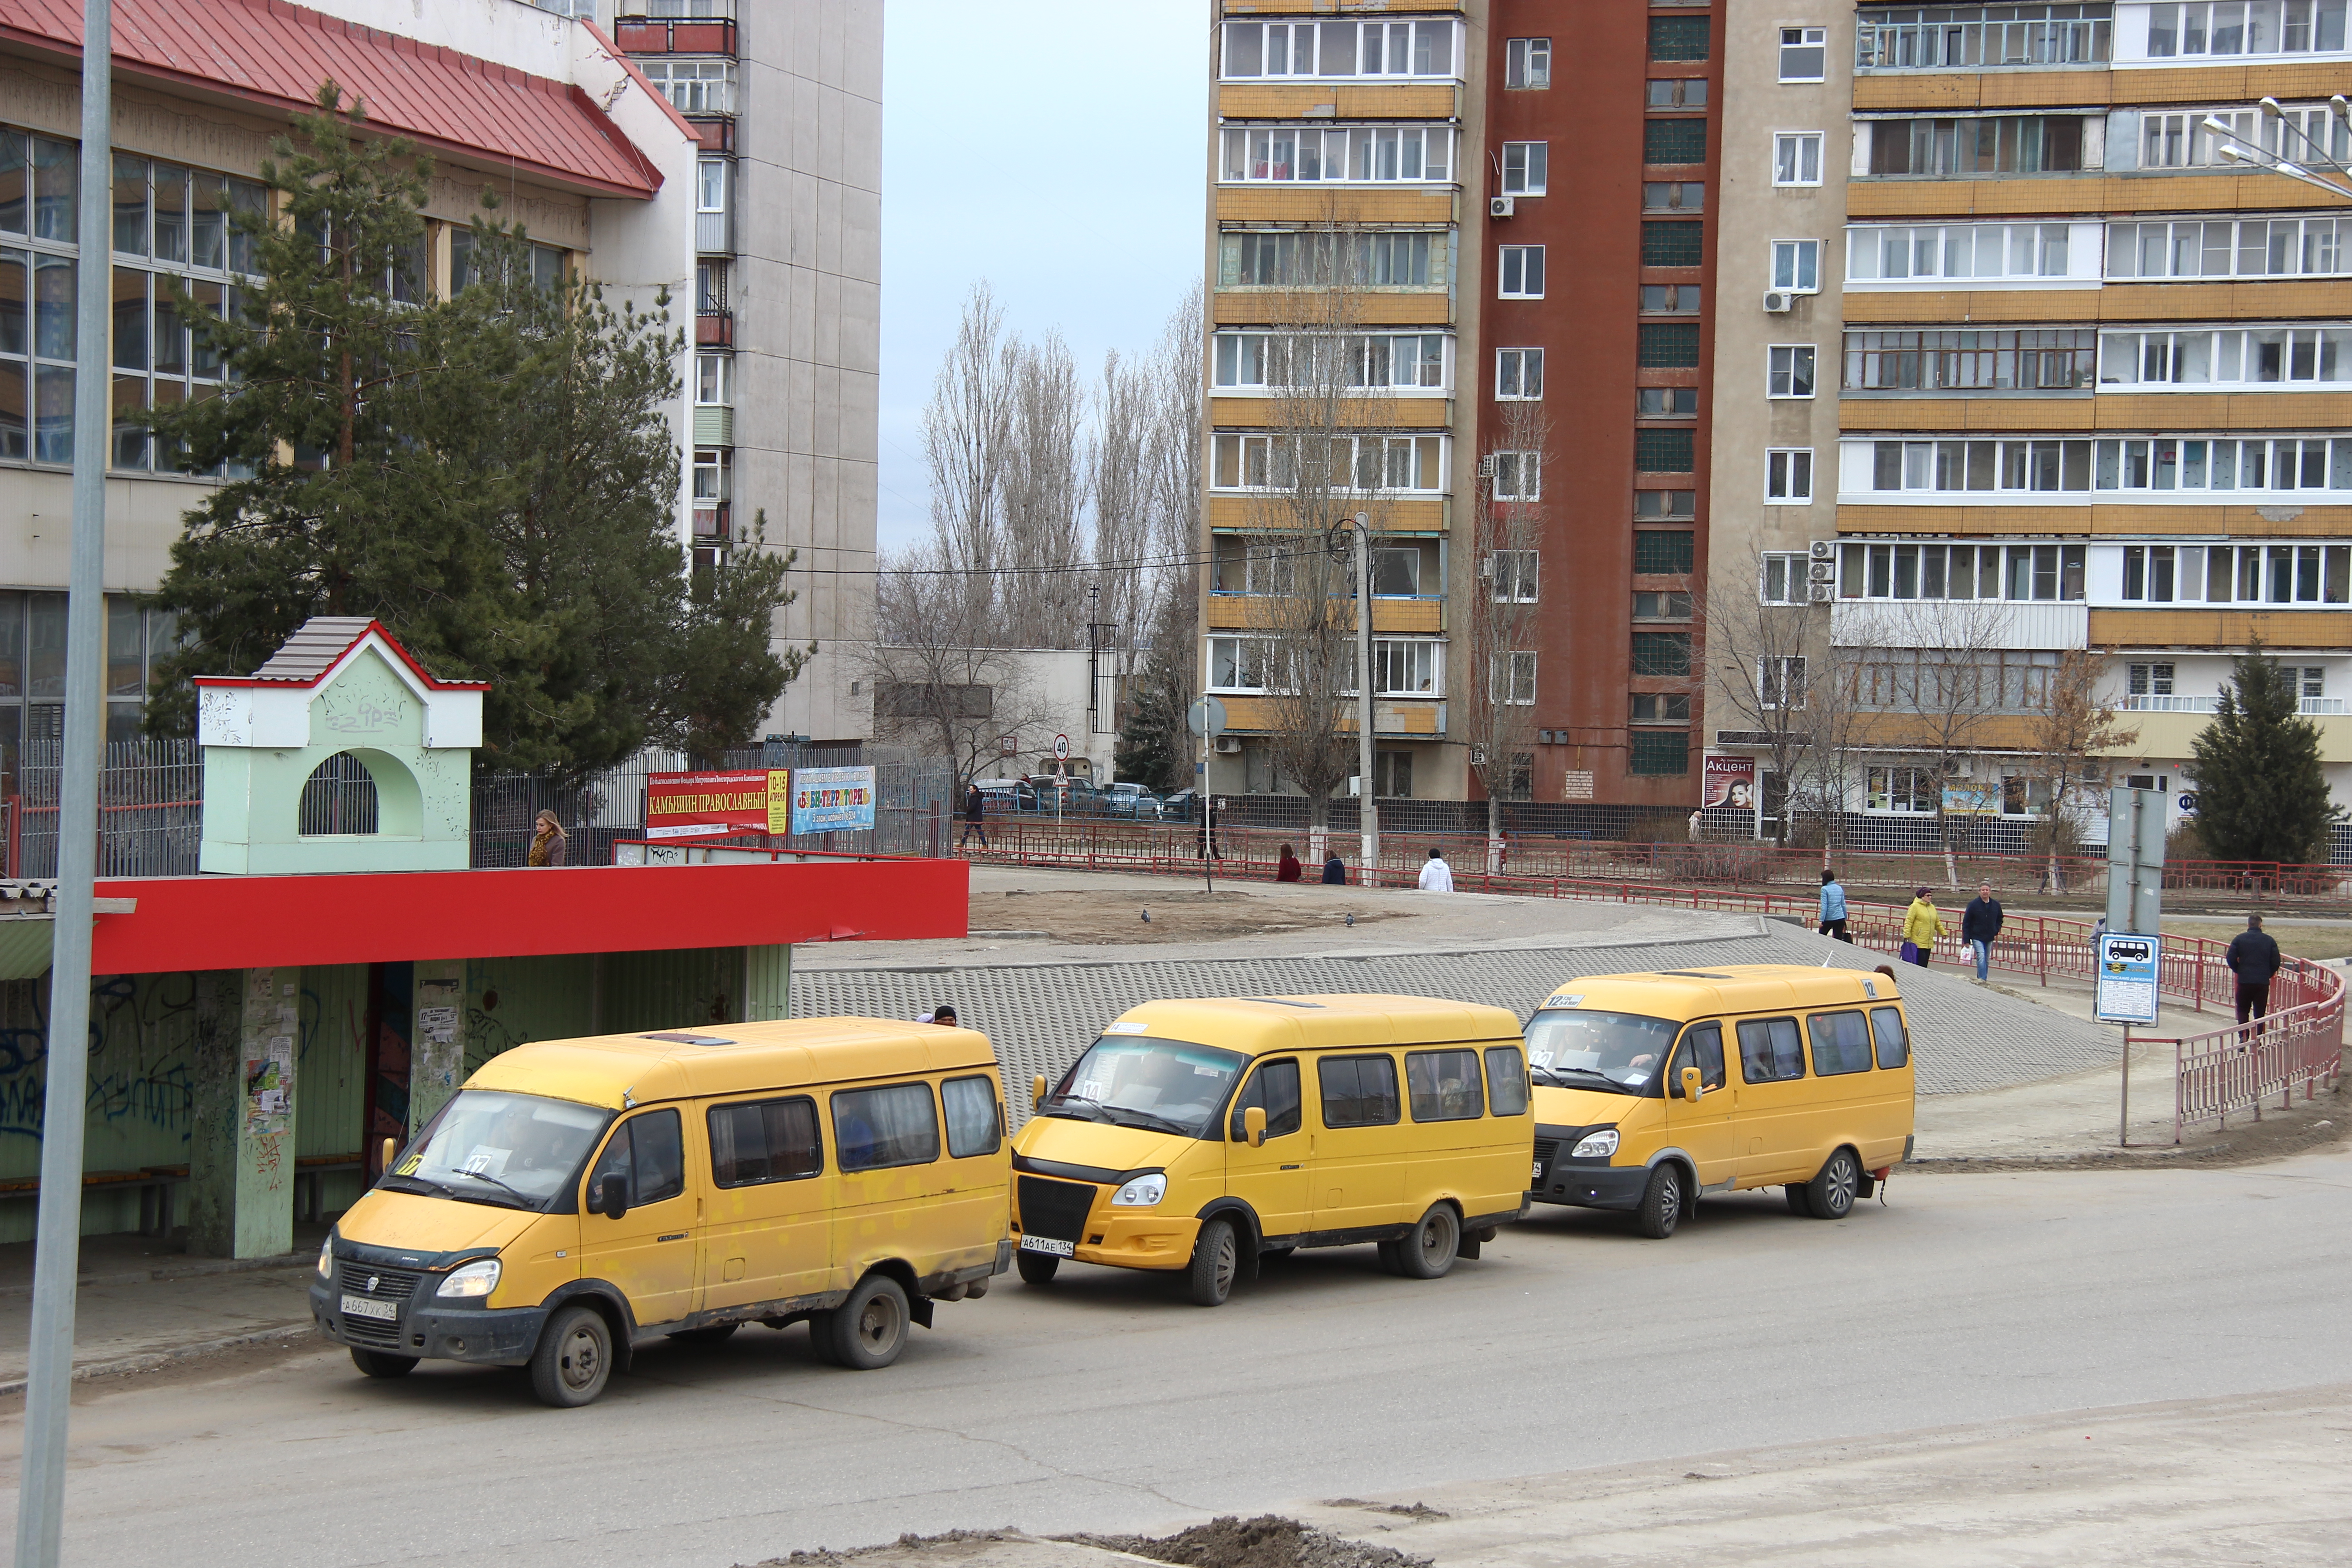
[1867,766,1939,813]
[1780,25,1828,79]
[1218,125,1455,184]
[1857,4,2113,70]
[1774,132,1825,185]
[1759,656,1808,709]
[2127,661,2176,696]
[1210,432,1446,492]
[1847,220,2089,282]
[1771,238,1821,292]
[1855,433,2352,496]
[695,352,733,405]
[1492,451,1540,500]
[2118,542,2351,604]
[1847,328,2098,390]
[696,158,728,213]
[1495,651,1538,705]
[1374,638,1441,696]
[2305,664,2328,696]
[641,59,735,114]
[1211,330,1451,391]
[1369,547,1422,596]
[1501,142,1548,195]
[2141,108,2259,167]
[1220,18,1460,78]
[2108,214,2352,279]
[1836,540,2085,600]
[1767,447,1815,501]
[1768,344,1818,397]
[1212,541,1298,597]
[2144,2,2351,59]
[1495,347,1544,399]
[1498,245,1545,298]
[1491,549,1539,602]
[1761,551,1811,603]
[1506,36,1552,88]
[2098,325,2352,388]
[1218,229,1448,289]
[1209,636,1287,693]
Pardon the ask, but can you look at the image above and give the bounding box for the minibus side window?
[831,1082,941,1171]
[1808,1011,1875,1076]
[1318,1054,1401,1127]
[1736,1018,1806,1083]
[589,1108,686,1207]
[1406,1049,1485,1121]
[1229,1058,1303,1140]
[709,1097,822,1186]
[1670,1023,1726,1094]
[1484,1046,1529,1116]
[942,1075,1003,1157]
[1870,1006,1911,1069]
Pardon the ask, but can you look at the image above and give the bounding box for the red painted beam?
[88,858,969,975]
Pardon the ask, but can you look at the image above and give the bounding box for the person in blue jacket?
[1818,869,1851,942]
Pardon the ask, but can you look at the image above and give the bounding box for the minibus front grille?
[1531,1139,1559,1180]
[1017,1175,1098,1243]
[337,1262,423,1347]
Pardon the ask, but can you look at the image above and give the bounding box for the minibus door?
[1662,1022,1734,1188]
[579,1107,702,1329]
[1225,1058,1308,1245]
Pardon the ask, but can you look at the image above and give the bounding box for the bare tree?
[1856,597,2017,887]
[1463,398,1548,857]
[1700,544,1830,848]
[2027,647,2139,891]
[921,284,1017,596]
[1000,332,1089,646]
[864,544,1058,789]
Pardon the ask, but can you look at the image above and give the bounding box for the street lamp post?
[1330,512,1379,887]
[2204,96,2352,199]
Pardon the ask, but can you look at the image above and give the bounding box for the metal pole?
[1354,513,1378,887]
[2119,1023,2131,1148]
[18,3,112,1559]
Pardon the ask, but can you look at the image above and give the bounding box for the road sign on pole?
[2105,786,2167,936]
[2095,932,2161,1026]
[1053,733,1071,761]
[1186,697,1226,738]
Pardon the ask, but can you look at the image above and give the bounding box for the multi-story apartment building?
[1707,1,2352,842]
[608,0,881,746]
[1201,0,1727,823]
[0,0,696,786]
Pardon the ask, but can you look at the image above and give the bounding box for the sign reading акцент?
[645,769,783,838]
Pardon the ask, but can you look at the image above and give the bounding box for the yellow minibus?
[1010,995,1532,1306]
[1524,965,1915,1237]
[309,1019,1012,1406]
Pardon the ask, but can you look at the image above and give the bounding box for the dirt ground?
[1062,1516,1431,1568]
[970,887,1407,945]
[2161,918,2352,960]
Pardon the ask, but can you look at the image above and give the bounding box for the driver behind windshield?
[1521,1009,1679,1092]
[1048,1037,1244,1138]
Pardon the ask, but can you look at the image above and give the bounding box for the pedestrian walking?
[1276,843,1302,882]
[1901,887,1947,967]
[2226,913,2282,1036]
[959,782,989,849]
[1321,852,1347,885]
[1818,869,1851,943]
[1960,882,2004,984]
[527,809,568,867]
[1418,846,1455,892]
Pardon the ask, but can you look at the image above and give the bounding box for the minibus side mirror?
[1244,1106,1267,1148]
[380,1136,397,1174]
[1032,1073,1049,1108]
[1681,1066,1703,1102]
[595,1176,628,1222]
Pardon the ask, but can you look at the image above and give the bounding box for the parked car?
[1026,774,1102,815]
[1104,783,1164,819]
[1160,789,1198,821]
[971,778,1038,815]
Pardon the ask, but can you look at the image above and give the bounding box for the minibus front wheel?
[349,1347,416,1380]
[529,1304,614,1408]
[1187,1218,1239,1306]
[1636,1163,1685,1240]
[1015,1251,1060,1285]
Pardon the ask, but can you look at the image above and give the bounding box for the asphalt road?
[7,1150,2351,1568]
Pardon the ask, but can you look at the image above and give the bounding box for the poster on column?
[792,766,877,833]
[1700,754,1756,811]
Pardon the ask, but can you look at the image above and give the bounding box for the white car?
[1104,783,1164,819]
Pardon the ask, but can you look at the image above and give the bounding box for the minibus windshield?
[1044,1036,1247,1139]
[1522,1009,1678,1095]
[383,1090,612,1210]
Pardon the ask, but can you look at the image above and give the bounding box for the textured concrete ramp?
[790,917,2120,1112]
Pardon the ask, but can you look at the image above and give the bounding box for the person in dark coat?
[1960,882,2004,984]
[960,782,989,849]
[2226,913,2283,1034]
[1321,853,1346,885]
[1276,843,1303,882]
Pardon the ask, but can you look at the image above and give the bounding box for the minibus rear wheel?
[529,1304,613,1408]
[1396,1204,1460,1279]
[1016,1251,1060,1285]
[1805,1149,1862,1220]
[829,1273,911,1369]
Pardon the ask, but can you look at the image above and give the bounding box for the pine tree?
[1114,638,1191,794]
[2190,642,2341,863]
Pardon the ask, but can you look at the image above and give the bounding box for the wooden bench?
[294,1153,363,1223]
[0,1168,186,1236]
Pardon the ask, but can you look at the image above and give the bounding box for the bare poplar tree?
[1864,597,2016,887]
[2027,647,2139,891]
[1000,332,1089,646]
[922,284,1017,598]
[1700,544,1830,848]
[1464,398,1549,852]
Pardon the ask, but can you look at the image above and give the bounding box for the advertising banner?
[792,765,878,834]
[1700,754,1756,810]
[1941,784,2003,816]
[645,769,780,838]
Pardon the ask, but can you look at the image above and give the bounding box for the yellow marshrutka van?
[309,1019,1012,1406]
[1524,965,1915,1238]
[1011,995,1533,1306]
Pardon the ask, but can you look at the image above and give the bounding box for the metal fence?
[11,738,204,878]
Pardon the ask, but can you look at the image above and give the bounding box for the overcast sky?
[876,0,1207,555]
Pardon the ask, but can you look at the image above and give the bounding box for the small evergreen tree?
[2190,642,2342,863]
[1114,638,1191,794]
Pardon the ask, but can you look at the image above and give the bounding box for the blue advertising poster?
[791,765,877,834]
[2095,932,2161,1026]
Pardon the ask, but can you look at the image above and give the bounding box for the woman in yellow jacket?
[1902,886,1948,967]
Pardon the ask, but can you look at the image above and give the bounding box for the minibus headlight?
[317,1237,333,1279]
[1111,1173,1166,1207]
[1571,1128,1620,1160]
[436,1259,502,1299]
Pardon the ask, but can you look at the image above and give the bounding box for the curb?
[0,1320,319,1397]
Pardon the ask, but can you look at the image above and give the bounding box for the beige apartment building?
[1706,0,2352,848]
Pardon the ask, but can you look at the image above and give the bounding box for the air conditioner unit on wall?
[1213,735,1243,754]
[1762,290,1795,314]
[1808,583,1834,603]
[1808,560,1834,582]
[1809,539,1835,561]
[1490,196,1515,218]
